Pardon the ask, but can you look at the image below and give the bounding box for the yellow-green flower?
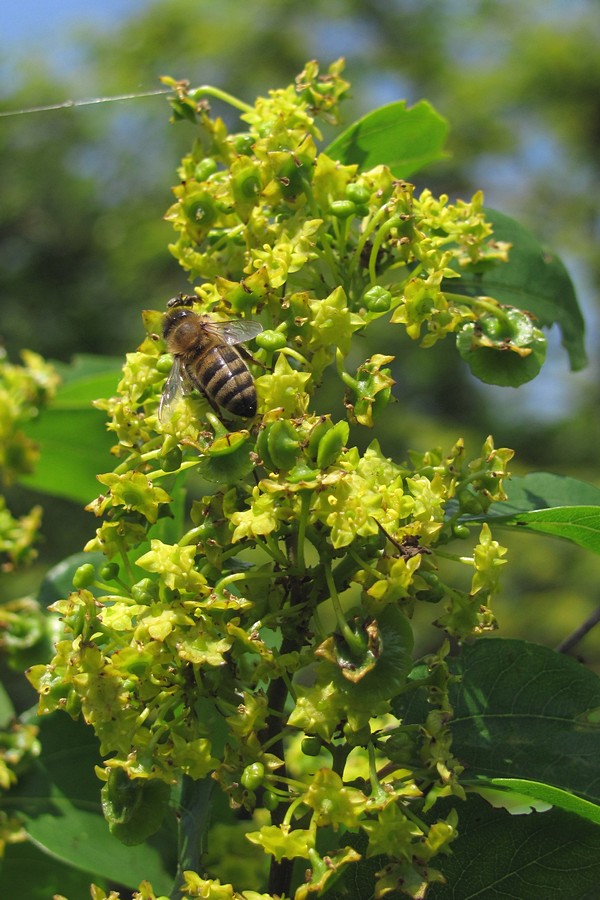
[254,352,311,417]
[471,523,508,595]
[136,540,207,593]
[97,472,171,524]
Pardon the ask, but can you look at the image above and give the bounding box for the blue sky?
[0,0,138,46]
[0,0,148,98]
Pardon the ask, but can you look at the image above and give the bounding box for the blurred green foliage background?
[1,0,599,665]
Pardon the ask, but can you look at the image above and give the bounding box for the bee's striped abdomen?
[192,344,257,418]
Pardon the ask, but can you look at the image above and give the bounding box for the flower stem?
[189,84,254,114]
[324,563,364,656]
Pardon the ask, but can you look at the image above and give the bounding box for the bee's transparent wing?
[158,357,187,424]
[209,319,263,346]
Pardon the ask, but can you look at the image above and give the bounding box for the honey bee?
[159,295,263,421]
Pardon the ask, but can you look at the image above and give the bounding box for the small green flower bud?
[345,183,371,205]
[194,158,218,182]
[262,789,279,811]
[301,736,322,757]
[452,523,471,539]
[156,353,174,374]
[72,563,96,590]
[160,446,182,472]
[241,762,265,790]
[231,132,254,155]
[363,285,392,312]
[255,330,287,352]
[329,199,356,219]
[100,562,120,582]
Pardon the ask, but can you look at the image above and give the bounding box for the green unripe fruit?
[307,418,333,461]
[278,154,313,199]
[372,379,392,416]
[65,688,82,717]
[316,420,349,468]
[232,165,261,201]
[452,523,471,540]
[72,563,96,589]
[131,578,158,604]
[266,420,300,470]
[256,427,275,471]
[183,193,217,228]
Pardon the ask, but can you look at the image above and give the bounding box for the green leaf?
[496,472,600,513]
[10,711,175,893]
[498,505,600,554]
[473,777,600,826]
[325,99,449,178]
[473,473,600,554]
[427,795,600,899]
[401,639,600,804]
[0,840,95,900]
[19,355,120,504]
[451,208,587,371]
[394,640,600,896]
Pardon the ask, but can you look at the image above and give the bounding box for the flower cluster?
[29,61,515,899]
[0,349,58,569]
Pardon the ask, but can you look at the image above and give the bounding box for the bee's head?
[167,293,195,310]
[162,306,196,341]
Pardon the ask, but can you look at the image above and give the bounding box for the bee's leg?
[200,389,223,418]
[237,346,267,369]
